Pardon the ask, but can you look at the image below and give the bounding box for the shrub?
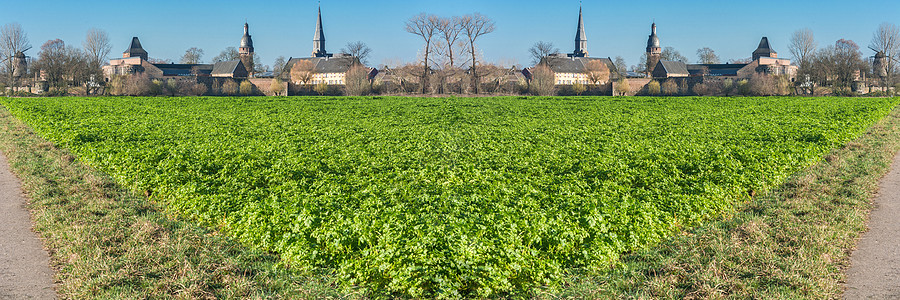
[222,80,239,95]
[572,82,586,96]
[662,80,678,95]
[184,82,207,96]
[614,78,630,96]
[692,82,709,96]
[722,79,734,96]
[646,80,661,95]
[240,80,254,95]
[749,73,776,96]
[315,82,328,95]
[736,79,750,96]
[344,65,371,96]
[270,78,285,96]
[529,64,556,96]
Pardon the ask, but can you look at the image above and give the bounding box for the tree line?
[2,19,899,97]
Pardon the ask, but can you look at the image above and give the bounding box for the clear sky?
[2,0,898,70]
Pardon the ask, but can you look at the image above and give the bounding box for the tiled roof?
[284,56,358,74]
[212,60,243,76]
[657,60,689,76]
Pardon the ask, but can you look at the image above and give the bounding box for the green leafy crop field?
[2,96,896,298]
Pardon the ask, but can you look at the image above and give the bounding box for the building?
[569,6,588,58]
[104,33,251,80]
[211,60,248,78]
[523,6,619,85]
[239,23,255,75]
[646,23,661,74]
[653,37,797,80]
[283,5,376,85]
[651,60,689,78]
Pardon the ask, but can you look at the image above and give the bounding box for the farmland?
[1,96,897,298]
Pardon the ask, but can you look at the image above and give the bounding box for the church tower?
[312,6,332,58]
[239,22,255,75]
[569,6,588,57]
[646,22,661,74]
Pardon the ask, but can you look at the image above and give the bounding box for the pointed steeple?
[570,5,588,57]
[123,37,148,60]
[312,6,330,57]
[752,37,777,61]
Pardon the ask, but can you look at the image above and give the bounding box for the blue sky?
[2,0,898,69]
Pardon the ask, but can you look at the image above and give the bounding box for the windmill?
[1,45,32,79]
[869,46,897,92]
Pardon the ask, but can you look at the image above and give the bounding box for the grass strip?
[550,104,900,299]
[0,105,351,299]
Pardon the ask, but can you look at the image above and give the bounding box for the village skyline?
[2,0,898,70]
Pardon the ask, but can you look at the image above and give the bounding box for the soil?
[0,152,56,299]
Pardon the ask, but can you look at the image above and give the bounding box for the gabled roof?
[285,56,359,74]
[212,60,245,76]
[656,60,689,76]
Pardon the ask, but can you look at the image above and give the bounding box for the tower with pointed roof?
[123,37,148,61]
[312,6,332,58]
[752,37,778,61]
[646,23,661,74]
[568,6,588,58]
[239,23,255,75]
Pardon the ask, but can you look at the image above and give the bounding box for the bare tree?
[529,64,555,96]
[661,47,688,63]
[341,41,372,66]
[789,28,817,66]
[813,39,867,89]
[613,56,627,77]
[0,23,31,85]
[180,47,204,64]
[212,47,240,63]
[789,28,818,94]
[290,60,316,85]
[272,56,286,77]
[696,47,720,64]
[459,13,495,94]
[585,60,610,84]
[344,64,372,96]
[870,23,900,83]
[405,13,439,93]
[83,28,111,70]
[436,17,463,68]
[528,41,557,66]
[34,39,73,90]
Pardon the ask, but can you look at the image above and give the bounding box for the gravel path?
[845,153,900,299]
[0,152,56,299]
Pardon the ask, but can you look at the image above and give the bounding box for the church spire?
[312,5,330,57]
[571,5,588,57]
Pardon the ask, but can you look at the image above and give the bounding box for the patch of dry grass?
[0,106,355,299]
[549,105,900,299]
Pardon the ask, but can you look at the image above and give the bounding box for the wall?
[248,78,287,96]
[612,78,652,96]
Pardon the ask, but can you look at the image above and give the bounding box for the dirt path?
[845,153,900,299]
[0,152,56,299]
